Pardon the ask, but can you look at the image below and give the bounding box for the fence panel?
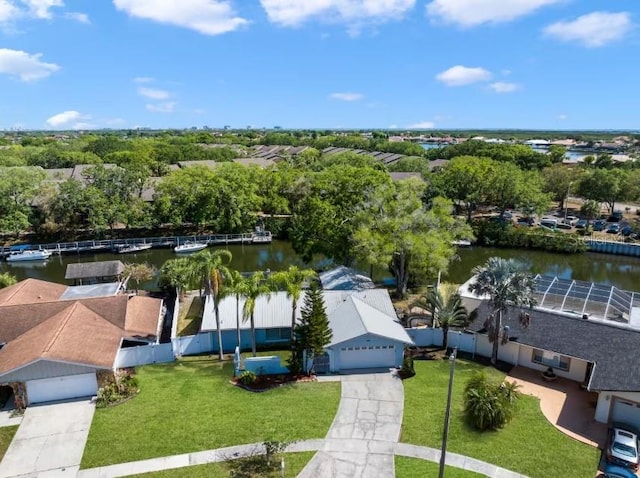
[172,333,214,356]
[115,343,174,368]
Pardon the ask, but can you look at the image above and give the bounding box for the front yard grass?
[0,426,18,461]
[402,359,601,478]
[395,456,484,477]
[81,358,340,469]
[130,451,315,477]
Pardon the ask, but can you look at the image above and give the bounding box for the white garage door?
[611,397,640,430]
[339,344,396,370]
[26,373,98,404]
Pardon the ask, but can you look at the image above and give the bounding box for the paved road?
[0,400,95,478]
[297,372,404,478]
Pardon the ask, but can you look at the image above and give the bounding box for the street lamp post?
[564,181,573,224]
[438,348,457,478]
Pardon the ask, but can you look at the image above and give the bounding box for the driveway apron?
[0,400,95,478]
[298,372,404,478]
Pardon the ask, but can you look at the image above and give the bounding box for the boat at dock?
[6,249,52,262]
[117,244,153,254]
[174,242,208,254]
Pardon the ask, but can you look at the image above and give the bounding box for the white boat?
[452,240,472,247]
[252,231,272,244]
[118,244,153,254]
[174,242,207,254]
[6,249,52,262]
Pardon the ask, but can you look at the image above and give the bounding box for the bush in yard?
[96,370,139,408]
[463,371,521,430]
[400,356,415,378]
[238,371,257,386]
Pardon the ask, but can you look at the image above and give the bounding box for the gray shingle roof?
[468,304,640,392]
[65,261,125,280]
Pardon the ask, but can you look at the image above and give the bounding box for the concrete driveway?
[298,372,404,478]
[0,399,95,478]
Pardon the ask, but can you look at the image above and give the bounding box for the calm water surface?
[2,241,639,291]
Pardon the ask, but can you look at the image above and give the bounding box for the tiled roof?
[0,279,66,306]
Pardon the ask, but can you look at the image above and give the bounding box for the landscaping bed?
[401,359,601,478]
[231,373,316,392]
[81,358,340,469]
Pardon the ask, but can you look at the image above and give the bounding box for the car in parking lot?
[575,219,588,229]
[594,220,607,231]
[607,223,622,234]
[556,222,573,230]
[606,425,639,470]
[601,463,638,478]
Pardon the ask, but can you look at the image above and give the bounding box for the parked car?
[594,220,607,231]
[564,215,579,226]
[540,217,558,229]
[517,217,535,226]
[621,225,634,237]
[607,223,621,234]
[556,222,573,230]
[608,211,624,223]
[575,219,588,229]
[601,463,638,478]
[606,425,639,470]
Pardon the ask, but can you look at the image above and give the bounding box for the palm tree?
[218,269,247,350]
[270,266,316,343]
[412,283,468,349]
[242,271,276,356]
[189,249,232,360]
[468,257,536,365]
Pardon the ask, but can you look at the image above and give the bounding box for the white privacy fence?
[172,333,214,356]
[115,343,174,368]
[405,328,476,354]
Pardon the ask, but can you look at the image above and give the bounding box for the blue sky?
[0,0,638,131]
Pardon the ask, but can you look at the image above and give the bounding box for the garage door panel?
[339,344,396,369]
[611,398,640,430]
[26,373,98,404]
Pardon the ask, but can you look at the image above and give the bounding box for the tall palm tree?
[189,249,232,360]
[270,266,316,343]
[468,257,536,365]
[412,283,468,349]
[242,271,276,356]
[218,269,247,350]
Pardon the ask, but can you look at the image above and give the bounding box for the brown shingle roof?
[125,296,163,338]
[0,302,123,375]
[65,261,124,280]
[0,279,66,306]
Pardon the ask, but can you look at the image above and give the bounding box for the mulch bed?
[231,373,316,393]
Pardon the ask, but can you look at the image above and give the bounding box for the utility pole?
[438,348,457,478]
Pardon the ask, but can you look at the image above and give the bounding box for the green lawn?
[395,456,485,477]
[402,359,601,478]
[0,426,18,461]
[131,452,314,477]
[81,358,340,469]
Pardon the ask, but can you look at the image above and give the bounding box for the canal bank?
[2,242,640,293]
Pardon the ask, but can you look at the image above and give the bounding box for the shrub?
[463,371,520,431]
[400,356,415,378]
[96,370,139,408]
[238,371,257,386]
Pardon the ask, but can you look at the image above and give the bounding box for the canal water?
[2,241,640,292]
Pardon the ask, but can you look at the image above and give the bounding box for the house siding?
[595,391,640,423]
[0,360,98,383]
[327,335,405,372]
[211,328,292,354]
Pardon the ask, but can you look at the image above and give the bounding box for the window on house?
[532,349,571,371]
[265,328,289,342]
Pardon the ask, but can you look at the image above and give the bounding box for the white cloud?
[65,11,90,23]
[72,121,96,130]
[146,101,176,113]
[489,82,519,93]
[0,0,19,22]
[329,92,364,101]
[407,121,436,129]
[113,0,248,35]
[133,76,154,83]
[0,48,60,81]
[544,11,632,48]
[557,114,568,121]
[46,110,89,127]
[260,0,416,27]
[436,65,491,86]
[389,124,398,129]
[426,0,562,27]
[138,87,170,100]
[22,0,64,19]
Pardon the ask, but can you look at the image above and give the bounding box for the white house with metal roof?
[200,289,413,371]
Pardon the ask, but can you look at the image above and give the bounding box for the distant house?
[65,260,125,285]
[0,279,163,406]
[459,274,640,429]
[200,289,413,372]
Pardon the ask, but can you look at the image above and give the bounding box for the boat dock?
[0,231,272,258]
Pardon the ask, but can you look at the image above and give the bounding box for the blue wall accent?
[244,356,289,375]
[209,328,292,354]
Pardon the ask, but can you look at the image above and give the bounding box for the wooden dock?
[0,231,272,257]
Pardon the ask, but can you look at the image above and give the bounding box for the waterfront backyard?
[80,357,340,469]
[401,359,601,478]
